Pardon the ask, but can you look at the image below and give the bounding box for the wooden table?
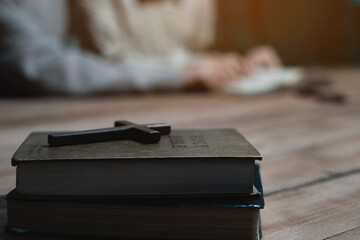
[0,68,359,239]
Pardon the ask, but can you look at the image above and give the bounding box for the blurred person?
[0,0,281,96]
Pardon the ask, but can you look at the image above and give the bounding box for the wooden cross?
[48,121,171,147]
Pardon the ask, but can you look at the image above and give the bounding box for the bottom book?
[6,165,264,240]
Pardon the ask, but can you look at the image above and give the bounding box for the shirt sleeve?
[0,1,182,95]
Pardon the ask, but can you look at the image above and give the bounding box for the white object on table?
[223,67,303,95]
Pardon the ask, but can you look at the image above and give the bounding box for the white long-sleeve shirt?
[0,0,182,95]
[75,0,215,67]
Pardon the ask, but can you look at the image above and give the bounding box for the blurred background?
[1,0,360,95]
[213,0,360,65]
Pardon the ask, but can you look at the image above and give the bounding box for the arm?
[0,1,181,95]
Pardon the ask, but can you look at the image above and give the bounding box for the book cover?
[12,129,262,165]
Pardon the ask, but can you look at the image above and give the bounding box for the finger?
[218,61,237,81]
[222,56,244,79]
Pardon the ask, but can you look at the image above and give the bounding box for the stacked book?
[6,128,264,239]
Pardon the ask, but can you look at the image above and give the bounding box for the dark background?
[213,0,360,65]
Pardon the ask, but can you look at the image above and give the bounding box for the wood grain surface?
[0,68,359,239]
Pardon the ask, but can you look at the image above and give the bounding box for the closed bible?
[12,129,262,196]
[7,165,264,240]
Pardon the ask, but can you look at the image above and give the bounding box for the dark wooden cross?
[48,120,171,147]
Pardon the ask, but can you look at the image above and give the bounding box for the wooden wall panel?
[213,0,360,65]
